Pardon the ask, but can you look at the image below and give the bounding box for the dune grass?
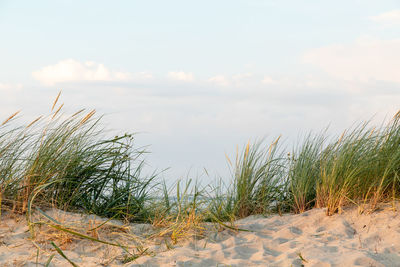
[288,133,324,213]
[314,115,400,215]
[210,138,288,221]
[1,96,399,222]
[0,95,156,224]
[213,112,400,218]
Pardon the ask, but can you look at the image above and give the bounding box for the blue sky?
[1,1,400,183]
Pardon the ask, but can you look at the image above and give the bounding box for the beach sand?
[1,203,400,266]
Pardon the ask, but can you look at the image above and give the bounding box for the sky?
[1,0,400,185]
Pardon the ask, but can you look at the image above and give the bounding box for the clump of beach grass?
[314,115,400,215]
[287,133,324,213]
[0,93,156,224]
[211,112,400,219]
[286,113,400,216]
[210,137,288,221]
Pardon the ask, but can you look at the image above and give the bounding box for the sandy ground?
[1,204,400,267]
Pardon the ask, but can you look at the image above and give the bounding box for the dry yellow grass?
[1,111,20,126]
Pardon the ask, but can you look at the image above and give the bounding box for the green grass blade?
[44,254,55,267]
[50,241,79,267]
[48,224,127,248]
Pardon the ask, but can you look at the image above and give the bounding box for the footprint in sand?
[262,245,281,257]
[289,226,303,235]
[342,220,357,238]
[233,245,258,260]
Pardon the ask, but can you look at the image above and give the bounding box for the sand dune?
[1,204,400,266]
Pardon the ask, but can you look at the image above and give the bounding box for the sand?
[1,204,400,267]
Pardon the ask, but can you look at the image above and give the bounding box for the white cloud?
[208,75,230,87]
[167,71,194,82]
[303,38,400,84]
[131,72,153,81]
[261,76,277,85]
[0,83,23,91]
[208,73,258,88]
[32,59,133,86]
[232,73,253,84]
[369,10,400,26]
